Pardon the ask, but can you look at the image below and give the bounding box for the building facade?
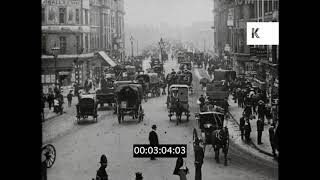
[41,0,125,94]
[213,0,279,105]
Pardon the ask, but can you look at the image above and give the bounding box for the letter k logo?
[252,28,259,38]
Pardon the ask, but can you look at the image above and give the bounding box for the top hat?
[135,172,143,179]
[152,124,157,130]
[100,154,108,165]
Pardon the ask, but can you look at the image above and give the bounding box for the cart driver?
[171,90,179,105]
[199,95,206,111]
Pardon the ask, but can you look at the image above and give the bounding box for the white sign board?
[227,8,234,26]
[247,22,279,45]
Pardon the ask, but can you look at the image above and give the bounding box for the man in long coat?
[149,124,159,160]
[256,118,264,144]
[194,138,204,180]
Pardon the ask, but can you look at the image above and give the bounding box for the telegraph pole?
[136,40,138,56]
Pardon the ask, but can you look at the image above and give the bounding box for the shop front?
[41,53,94,94]
[233,53,250,76]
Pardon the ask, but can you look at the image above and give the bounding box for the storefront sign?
[51,75,56,83]
[256,48,268,59]
[250,47,257,56]
[42,75,45,83]
[235,0,255,6]
[43,0,81,6]
[245,71,257,75]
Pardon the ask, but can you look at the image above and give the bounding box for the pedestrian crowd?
[41,86,75,122]
[230,77,279,158]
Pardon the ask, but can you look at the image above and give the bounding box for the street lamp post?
[159,38,164,63]
[51,46,60,88]
[130,36,134,58]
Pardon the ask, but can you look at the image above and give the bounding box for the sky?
[124,0,213,28]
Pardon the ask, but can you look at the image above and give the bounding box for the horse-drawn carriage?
[177,54,186,63]
[194,52,204,68]
[96,74,115,108]
[135,74,150,101]
[179,61,192,71]
[76,94,98,124]
[115,83,144,124]
[166,84,190,124]
[147,73,161,97]
[193,111,229,165]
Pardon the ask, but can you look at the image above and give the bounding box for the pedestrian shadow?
[76,118,97,125]
[98,106,114,111]
[119,118,142,126]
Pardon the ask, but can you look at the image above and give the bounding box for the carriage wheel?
[42,144,56,168]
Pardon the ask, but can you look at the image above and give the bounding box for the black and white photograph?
[41,0,279,179]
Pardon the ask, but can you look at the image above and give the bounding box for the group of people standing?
[41,87,74,122]
[231,78,279,158]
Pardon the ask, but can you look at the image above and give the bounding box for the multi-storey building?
[41,0,125,94]
[213,0,279,104]
[42,0,92,93]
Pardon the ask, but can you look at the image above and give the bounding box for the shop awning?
[97,51,117,67]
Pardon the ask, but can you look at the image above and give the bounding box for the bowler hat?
[100,154,108,165]
[152,124,157,130]
[135,172,143,179]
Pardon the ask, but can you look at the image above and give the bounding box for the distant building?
[41,0,125,94]
[212,0,279,104]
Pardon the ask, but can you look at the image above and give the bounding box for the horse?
[174,101,183,125]
[205,127,229,166]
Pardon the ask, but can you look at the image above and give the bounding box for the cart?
[148,73,161,97]
[166,84,190,124]
[76,94,98,124]
[193,111,225,150]
[115,83,144,124]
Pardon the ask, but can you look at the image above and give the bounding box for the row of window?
[42,35,85,55]
[236,0,279,20]
[42,7,89,25]
[42,32,115,55]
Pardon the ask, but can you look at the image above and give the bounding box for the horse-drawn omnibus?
[115,83,144,124]
[166,84,190,125]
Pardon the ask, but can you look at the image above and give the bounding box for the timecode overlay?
[133,144,187,158]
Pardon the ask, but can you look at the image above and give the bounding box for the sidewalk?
[228,95,274,157]
[43,96,79,122]
[197,67,275,157]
